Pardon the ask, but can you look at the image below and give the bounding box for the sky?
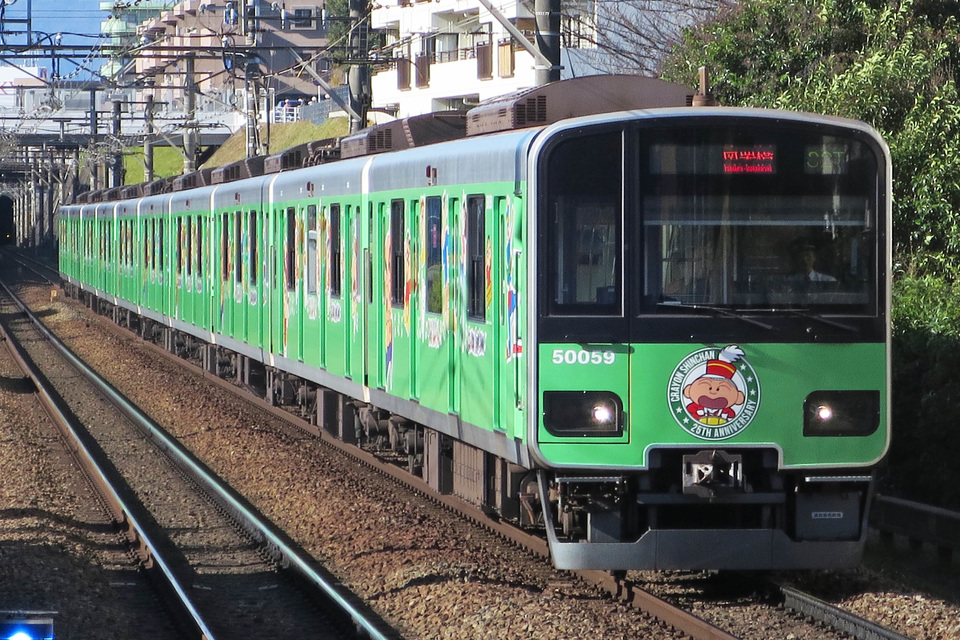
[1,0,110,80]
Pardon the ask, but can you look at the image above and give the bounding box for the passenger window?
[467,195,485,321]
[249,211,257,285]
[390,199,404,308]
[307,205,318,295]
[176,218,183,275]
[425,196,442,314]
[235,211,243,283]
[221,213,230,281]
[285,207,296,291]
[186,216,193,276]
[196,217,204,277]
[330,204,342,297]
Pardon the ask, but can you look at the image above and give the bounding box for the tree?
[559,0,734,75]
[662,0,960,277]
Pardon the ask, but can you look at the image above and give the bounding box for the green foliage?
[663,0,960,277]
[324,0,351,56]
[890,275,960,509]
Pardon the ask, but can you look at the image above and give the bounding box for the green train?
[58,76,891,570]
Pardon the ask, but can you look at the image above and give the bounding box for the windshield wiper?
[784,309,858,333]
[657,302,776,331]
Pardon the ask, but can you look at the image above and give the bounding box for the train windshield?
[642,125,879,312]
[539,117,886,342]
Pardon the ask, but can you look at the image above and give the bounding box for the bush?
[886,274,960,509]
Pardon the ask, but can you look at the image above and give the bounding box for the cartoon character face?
[684,376,745,411]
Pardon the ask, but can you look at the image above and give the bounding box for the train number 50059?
[551,349,616,365]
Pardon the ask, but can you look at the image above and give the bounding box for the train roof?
[71,75,695,205]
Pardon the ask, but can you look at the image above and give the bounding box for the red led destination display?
[649,144,778,175]
[721,146,776,174]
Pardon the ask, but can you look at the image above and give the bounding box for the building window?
[397,56,411,91]
[476,40,493,80]
[290,6,314,30]
[415,53,430,88]
[498,39,514,78]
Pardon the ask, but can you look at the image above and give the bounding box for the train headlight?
[543,391,623,437]
[803,390,880,437]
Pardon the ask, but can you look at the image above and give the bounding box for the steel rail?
[780,585,912,640]
[0,276,395,640]
[0,280,218,640]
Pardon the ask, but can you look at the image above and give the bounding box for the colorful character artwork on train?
[351,216,361,333]
[668,344,761,441]
[403,227,414,333]
[194,219,204,295]
[441,193,451,334]
[384,224,394,385]
[504,197,519,362]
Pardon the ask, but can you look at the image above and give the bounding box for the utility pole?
[534,0,562,85]
[112,100,124,188]
[347,0,370,133]
[144,94,155,182]
[88,88,99,191]
[183,53,198,173]
[240,0,262,158]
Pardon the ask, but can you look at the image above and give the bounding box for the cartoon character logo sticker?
[667,345,760,441]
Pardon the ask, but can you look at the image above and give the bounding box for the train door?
[174,213,184,321]
[197,211,210,331]
[415,195,450,412]
[448,195,462,414]
[282,205,305,362]
[246,208,262,348]
[230,209,246,341]
[459,194,499,431]
[215,210,232,338]
[324,202,348,376]
[407,198,420,399]
[270,205,282,357]
[349,205,365,380]
[365,201,383,388]
[301,204,321,367]
[158,207,170,320]
[386,199,412,398]
[185,213,198,325]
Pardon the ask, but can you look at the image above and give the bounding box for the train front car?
[529,109,891,570]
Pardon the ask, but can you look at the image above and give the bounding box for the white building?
[370,0,605,118]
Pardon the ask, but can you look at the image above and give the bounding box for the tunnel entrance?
[0,195,13,244]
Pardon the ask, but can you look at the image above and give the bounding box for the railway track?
[3,248,953,639]
[0,271,397,640]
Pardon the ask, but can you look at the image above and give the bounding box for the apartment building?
[113,0,331,110]
[370,0,603,117]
